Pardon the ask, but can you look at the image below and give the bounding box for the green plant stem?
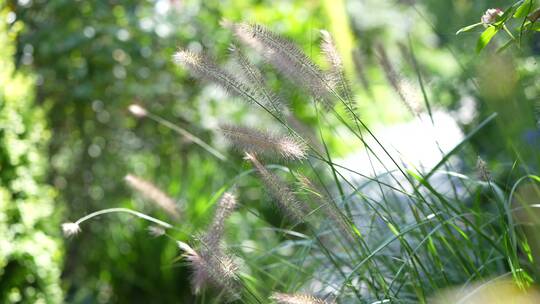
[145,112,228,162]
[74,207,173,229]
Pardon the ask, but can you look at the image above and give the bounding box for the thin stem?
[74,207,173,229]
[503,24,516,41]
[145,112,228,162]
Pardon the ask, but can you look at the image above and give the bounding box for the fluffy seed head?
[320,30,354,112]
[397,78,423,114]
[177,241,211,293]
[476,156,491,182]
[229,44,287,116]
[297,175,356,243]
[174,48,269,110]
[245,152,306,222]
[320,30,342,71]
[270,292,330,304]
[125,174,180,218]
[285,114,324,154]
[177,240,239,299]
[375,44,421,115]
[226,22,333,106]
[220,124,307,161]
[173,49,221,82]
[62,222,81,237]
[128,104,148,118]
[147,226,166,237]
[177,241,196,255]
[203,192,237,249]
[174,49,200,65]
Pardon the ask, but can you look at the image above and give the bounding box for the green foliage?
[0,8,62,303]
[4,0,540,302]
[457,0,540,53]
[476,26,500,53]
[9,0,326,302]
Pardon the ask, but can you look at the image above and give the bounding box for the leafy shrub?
[0,8,63,303]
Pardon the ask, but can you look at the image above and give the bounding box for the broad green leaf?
[476,26,499,53]
[456,22,482,35]
[514,0,533,18]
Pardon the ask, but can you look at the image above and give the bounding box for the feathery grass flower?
[61,222,81,237]
[229,44,287,116]
[297,175,356,243]
[375,44,422,115]
[476,156,491,182]
[220,124,307,161]
[125,174,180,218]
[226,22,333,106]
[177,241,239,299]
[320,30,351,102]
[245,152,306,222]
[204,192,237,249]
[173,49,262,106]
[147,226,166,237]
[128,104,148,118]
[270,292,331,304]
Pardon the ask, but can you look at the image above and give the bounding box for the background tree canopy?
[1,0,539,303]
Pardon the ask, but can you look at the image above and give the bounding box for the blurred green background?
[1,0,539,303]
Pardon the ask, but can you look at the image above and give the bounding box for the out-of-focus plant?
[457,0,540,53]
[0,6,63,303]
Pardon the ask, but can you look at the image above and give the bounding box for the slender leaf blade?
[514,0,533,18]
[456,22,483,35]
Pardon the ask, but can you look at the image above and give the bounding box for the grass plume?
[270,292,331,304]
[244,152,306,222]
[225,22,334,106]
[320,30,353,106]
[229,44,286,116]
[203,192,237,250]
[220,123,307,161]
[125,174,180,218]
[173,49,262,107]
[297,175,356,243]
[375,44,422,115]
[177,240,239,299]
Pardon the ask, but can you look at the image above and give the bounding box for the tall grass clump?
[63,20,540,303]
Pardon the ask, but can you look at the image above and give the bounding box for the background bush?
[0,6,62,303]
